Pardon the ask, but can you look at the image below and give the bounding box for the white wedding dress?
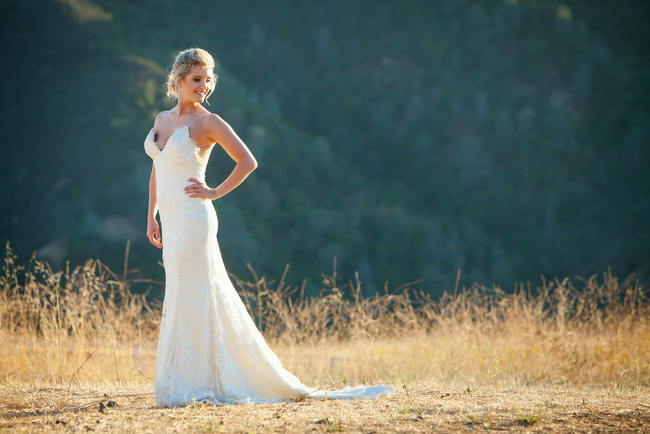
[144,123,395,407]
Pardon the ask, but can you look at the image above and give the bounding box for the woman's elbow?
[244,157,258,172]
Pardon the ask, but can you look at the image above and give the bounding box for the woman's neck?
[174,100,203,118]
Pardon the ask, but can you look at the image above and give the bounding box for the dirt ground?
[1,381,647,433]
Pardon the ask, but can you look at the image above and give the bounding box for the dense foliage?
[1,0,648,299]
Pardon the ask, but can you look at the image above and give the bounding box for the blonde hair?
[165,47,218,102]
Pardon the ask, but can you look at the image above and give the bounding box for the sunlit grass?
[0,241,648,389]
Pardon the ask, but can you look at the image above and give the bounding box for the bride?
[144,47,395,407]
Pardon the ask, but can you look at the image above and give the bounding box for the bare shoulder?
[199,112,228,129]
[153,110,172,130]
[197,112,235,141]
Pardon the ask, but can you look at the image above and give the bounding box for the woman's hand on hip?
[146,216,162,249]
[184,178,215,200]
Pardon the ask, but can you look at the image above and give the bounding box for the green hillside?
[1,0,648,299]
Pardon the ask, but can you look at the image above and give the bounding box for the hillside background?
[1,0,648,299]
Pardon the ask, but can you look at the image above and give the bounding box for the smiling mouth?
[195,91,206,97]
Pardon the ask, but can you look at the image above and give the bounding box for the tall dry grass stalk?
[0,241,648,388]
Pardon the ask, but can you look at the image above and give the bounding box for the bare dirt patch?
[1,382,647,432]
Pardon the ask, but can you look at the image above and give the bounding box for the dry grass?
[1,240,648,431]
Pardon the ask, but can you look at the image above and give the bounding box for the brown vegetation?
[0,241,648,431]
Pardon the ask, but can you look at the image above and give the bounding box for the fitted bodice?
[144,124,211,211]
[144,124,207,167]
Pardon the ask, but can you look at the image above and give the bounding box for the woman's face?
[177,65,213,103]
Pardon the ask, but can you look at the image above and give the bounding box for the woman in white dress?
[144,47,395,407]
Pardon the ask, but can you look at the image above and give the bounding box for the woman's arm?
[184,113,258,201]
[146,162,162,248]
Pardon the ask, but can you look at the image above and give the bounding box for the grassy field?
[1,242,648,432]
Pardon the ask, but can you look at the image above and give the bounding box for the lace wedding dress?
[144,123,395,407]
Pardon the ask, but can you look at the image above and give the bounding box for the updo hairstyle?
[165,48,218,102]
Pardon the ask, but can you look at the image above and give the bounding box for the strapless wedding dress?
[144,123,395,407]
